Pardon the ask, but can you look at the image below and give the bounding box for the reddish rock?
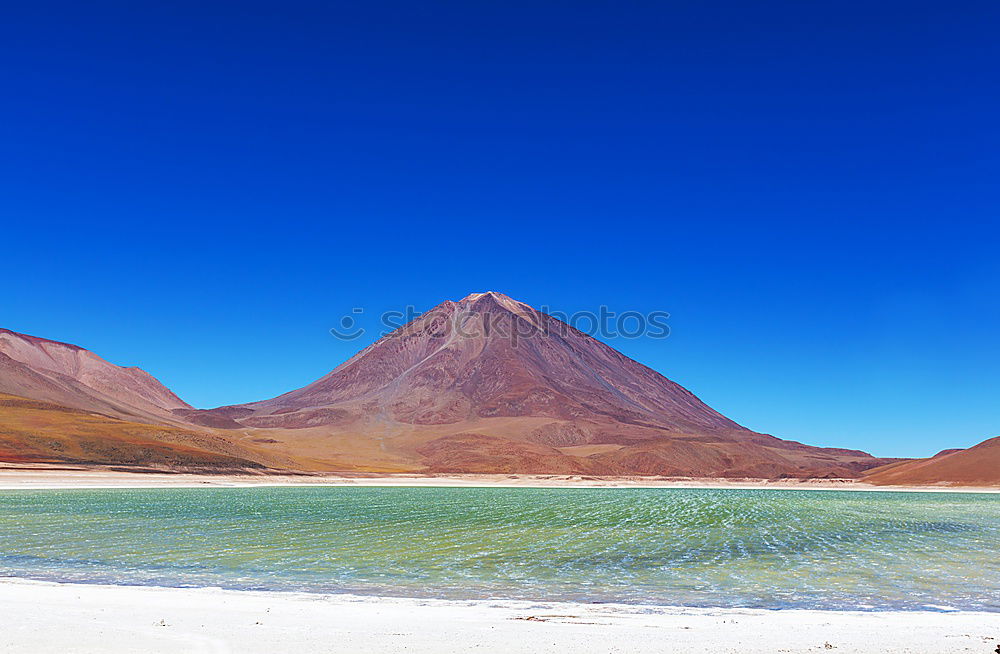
[864,437,1000,486]
[0,328,190,425]
[209,292,893,477]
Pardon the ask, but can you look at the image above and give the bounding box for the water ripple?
[0,487,997,611]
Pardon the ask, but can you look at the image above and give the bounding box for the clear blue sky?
[2,1,997,457]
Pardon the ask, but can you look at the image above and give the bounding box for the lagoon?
[1,487,997,611]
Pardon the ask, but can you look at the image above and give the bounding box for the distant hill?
[0,328,190,425]
[0,329,278,470]
[0,394,266,470]
[864,436,1000,486]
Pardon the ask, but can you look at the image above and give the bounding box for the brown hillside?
[0,394,265,470]
[864,436,1000,486]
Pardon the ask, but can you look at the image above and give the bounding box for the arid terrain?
[862,436,1000,486]
[1,294,995,484]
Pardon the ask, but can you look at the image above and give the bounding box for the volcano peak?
[457,291,535,318]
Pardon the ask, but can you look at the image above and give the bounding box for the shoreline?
[1,578,997,653]
[0,464,998,492]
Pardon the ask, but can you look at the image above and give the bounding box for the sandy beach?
[0,464,997,492]
[0,579,995,653]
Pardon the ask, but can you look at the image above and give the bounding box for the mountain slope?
[207,292,890,477]
[0,328,190,425]
[864,436,1000,486]
[0,330,275,470]
[230,291,741,432]
[0,393,266,470]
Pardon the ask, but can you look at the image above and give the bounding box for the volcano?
[201,292,889,477]
[0,294,901,477]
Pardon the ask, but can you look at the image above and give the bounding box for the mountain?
[0,329,273,470]
[864,436,1000,486]
[202,292,890,477]
[0,394,264,470]
[0,328,190,425]
[0,295,914,478]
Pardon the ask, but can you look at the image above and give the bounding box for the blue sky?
[2,1,997,457]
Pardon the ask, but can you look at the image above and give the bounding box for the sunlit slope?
[864,436,1000,486]
[0,394,265,470]
[0,328,190,426]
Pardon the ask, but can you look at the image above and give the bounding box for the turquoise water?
[0,487,997,611]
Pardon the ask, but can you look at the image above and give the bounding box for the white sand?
[0,579,996,653]
[1,466,997,492]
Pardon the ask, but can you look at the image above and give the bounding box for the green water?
[0,487,997,610]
